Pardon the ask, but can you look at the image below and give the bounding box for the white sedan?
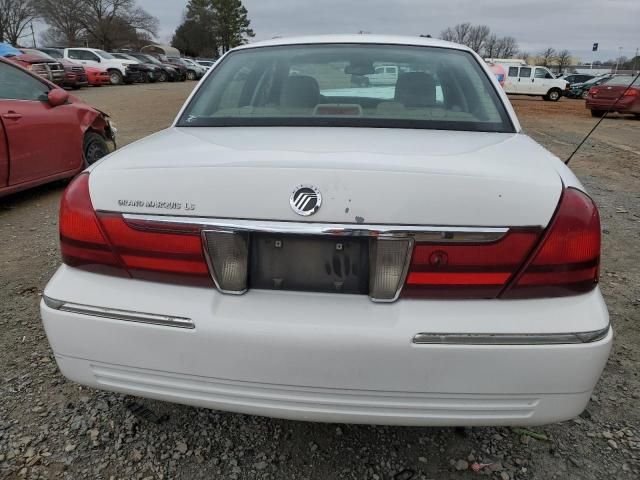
[41,35,611,426]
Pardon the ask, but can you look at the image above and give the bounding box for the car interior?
[183,45,511,131]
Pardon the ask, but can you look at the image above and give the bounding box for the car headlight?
[107,120,117,139]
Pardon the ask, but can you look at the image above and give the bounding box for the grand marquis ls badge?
[290,185,322,216]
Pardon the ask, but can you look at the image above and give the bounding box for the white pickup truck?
[502,65,569,101]
[62,48,139,85]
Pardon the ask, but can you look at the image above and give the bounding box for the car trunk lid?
[90,127,562,228]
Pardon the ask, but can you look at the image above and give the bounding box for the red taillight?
[98,214,211,285]
[589,87,599,96]
[59,173,211,286]
[624,88,639,97]
[502,188,600,298]
[59,173,123,272]
[401,230,541,299]
[402,187,600,300]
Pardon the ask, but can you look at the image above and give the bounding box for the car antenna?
[565,71,640,165]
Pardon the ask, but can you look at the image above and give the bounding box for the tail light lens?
[59,173,211,286]
[59,174,123,273]
[502,188,600,298]
[589,87,599,96]
[402,188,600,299]
[401,230,540,299]
[369,238,413,301]
[624,89,639,97]
[202,231,249,292]
[98,214,211,285]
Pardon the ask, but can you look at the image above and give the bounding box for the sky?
[46,0,640,61]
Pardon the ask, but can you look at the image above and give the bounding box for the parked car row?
[1,43,208,90]
[564,74,615,99]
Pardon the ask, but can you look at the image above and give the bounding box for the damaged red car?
[0,58,116,198]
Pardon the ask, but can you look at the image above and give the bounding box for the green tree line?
[171,0,254,58]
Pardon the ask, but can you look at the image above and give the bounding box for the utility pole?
[614,46,623,73]
[30,23,36,48]
[634,48,639,74]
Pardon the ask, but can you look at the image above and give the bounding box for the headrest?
[280,75,320,108]
[394,72,437,107]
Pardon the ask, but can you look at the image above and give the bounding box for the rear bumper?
[41,266,612,426]
[124,71,144,83]
[63,73,88,88]
[586,97,640,113]
[89,76,111,86]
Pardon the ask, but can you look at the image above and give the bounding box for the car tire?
[83,132,110,166]
[581,90,589,100]
[71,85,82,90]
[158,71,168,82]
[108,70,123,85]
[633,113,640,120]
[590,110,605,118]
[187,70,196,80]
[544,89,561,102]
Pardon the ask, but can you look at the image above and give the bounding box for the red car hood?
[14,53,55,64]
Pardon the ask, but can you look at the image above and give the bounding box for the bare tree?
[495,36,518,58]
[484,34,499,58]
[539,47,557,67]
[0,0,38,45]
[556,49,572,73]
[441,23,518,59]
[467,24,490,53]
[78,0,158,50]
[36,0,86,46]
[440,22,472,45]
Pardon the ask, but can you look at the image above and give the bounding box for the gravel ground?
[1,84,639,480]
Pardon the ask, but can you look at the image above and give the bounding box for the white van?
[63,48,139,85]
[503,65,569,101]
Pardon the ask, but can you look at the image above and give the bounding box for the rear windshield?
[604,76,640,87]
[178,44,514,133]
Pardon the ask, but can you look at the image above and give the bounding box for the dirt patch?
[0,87,638,479]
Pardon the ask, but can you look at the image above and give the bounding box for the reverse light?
[202,231,249,293]
[369,238,413,301]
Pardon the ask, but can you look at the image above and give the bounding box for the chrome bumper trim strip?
[43,296,194,329]
[413,327,610,345]
[120,213,509,243]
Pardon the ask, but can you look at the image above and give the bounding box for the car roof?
[232,34,471,52]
